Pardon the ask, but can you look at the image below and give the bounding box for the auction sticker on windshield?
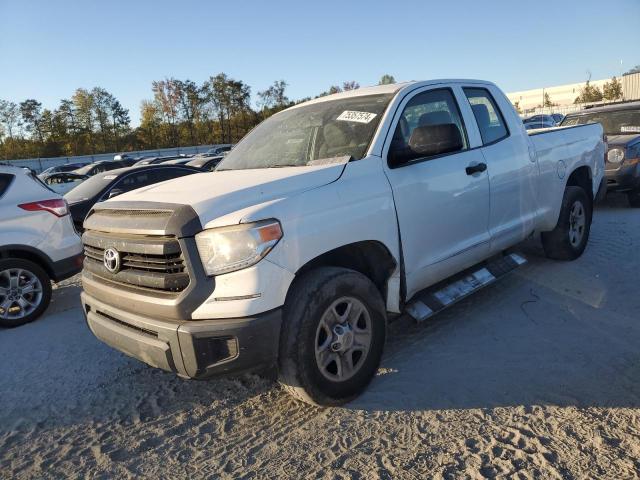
[337,111,377,124]
[621,126,640,133]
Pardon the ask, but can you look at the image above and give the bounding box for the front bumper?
[605,161,640,192]
[81,291,282,379]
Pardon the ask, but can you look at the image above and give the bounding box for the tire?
[627,188,640,208]
[541,186,592,261]
[0,258,52,328]
[278,267,387,406]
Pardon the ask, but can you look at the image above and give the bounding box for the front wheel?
[278,267,387,406]
[0,258,52,328]
[541,186,592,261]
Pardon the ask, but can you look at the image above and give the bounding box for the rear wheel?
[541,186,592,261]
[278,267,386,406]
[0,259,52,328]
[627,188,640,208]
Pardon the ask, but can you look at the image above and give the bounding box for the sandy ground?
[1,194,639,479]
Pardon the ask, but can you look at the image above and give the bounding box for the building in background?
[507,72,640,117]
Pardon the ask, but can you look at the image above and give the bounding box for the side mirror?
[390,123,463,166]
[108,188,124,199]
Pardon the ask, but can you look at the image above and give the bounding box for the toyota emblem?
[103,248,121,273]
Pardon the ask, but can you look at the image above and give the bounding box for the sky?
[1,0,639,126]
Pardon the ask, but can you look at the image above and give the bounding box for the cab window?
[388,88,468,167]
[463,88,509,145]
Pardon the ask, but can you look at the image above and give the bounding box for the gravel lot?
[1,194,639,479]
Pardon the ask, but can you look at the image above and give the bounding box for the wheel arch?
[566,165,593,204]
[0,245,54,280]
[293,240,398,303]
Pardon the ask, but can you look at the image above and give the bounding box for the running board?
[405,253,527,322]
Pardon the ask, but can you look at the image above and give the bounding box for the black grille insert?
[83,232,189,293]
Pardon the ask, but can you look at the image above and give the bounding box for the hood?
[109,163,346,225]
[606,134,640,148]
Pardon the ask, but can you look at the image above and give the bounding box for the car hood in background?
[108,162,347,226]
[606,134,640,148]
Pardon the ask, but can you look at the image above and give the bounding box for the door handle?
[466,162,487,175]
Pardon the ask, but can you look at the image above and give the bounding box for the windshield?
[217,93,393,170]
[64,172,114,202]
[561,108,640,135]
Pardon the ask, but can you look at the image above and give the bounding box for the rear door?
[382,86,491,299]
[462,86,538,252]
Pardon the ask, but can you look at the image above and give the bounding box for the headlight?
[607,148,625,164]
[195,220,283,276]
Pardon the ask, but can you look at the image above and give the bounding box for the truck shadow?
[349,193,640,412]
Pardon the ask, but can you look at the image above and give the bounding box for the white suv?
[0,166,83,327]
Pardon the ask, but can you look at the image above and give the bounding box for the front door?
[382,87,491,300]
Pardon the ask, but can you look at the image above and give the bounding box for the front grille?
[96,209,172,218]
[82,230,190,293]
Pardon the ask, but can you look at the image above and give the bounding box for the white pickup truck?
[80,80,605,406]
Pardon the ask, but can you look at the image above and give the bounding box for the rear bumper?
[51,252,84,282]
[81,291,282,379]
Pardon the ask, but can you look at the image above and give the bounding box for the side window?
[0,174,15,198]
[115,171,156,194]
[388,88,468,167]
[154,168,194,182]
[463,88,509,145]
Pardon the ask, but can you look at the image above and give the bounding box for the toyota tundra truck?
[80,80,605,406]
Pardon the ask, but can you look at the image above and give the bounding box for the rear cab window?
[463,87,509,145]
[0,174,15,198]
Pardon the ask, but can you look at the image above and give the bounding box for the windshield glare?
[217,93,393,170]
[561,109,640,135]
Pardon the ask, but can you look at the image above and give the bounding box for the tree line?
[0,74,396,160]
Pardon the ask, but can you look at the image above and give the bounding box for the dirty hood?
[109,163,346,226]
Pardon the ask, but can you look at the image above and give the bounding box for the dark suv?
[65,164,200,231]
[561,102,640,206]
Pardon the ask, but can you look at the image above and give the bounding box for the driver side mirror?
[389,123,463,167]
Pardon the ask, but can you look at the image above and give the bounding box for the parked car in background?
[162,158,193,165]
[79,79,604,406]
[523,114,558,126]
[186,155,224,171]
[40,172,89,195]
[561,101,640,206]
[65,164,201,231]
[133,155,188,166]
[0,166,83,327]
[39,162,88,176]
[524,120,556,130]
[73,159,135,177]
[551,113,564,124]
[203,145,233,156]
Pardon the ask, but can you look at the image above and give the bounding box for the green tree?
[543,92,556,107]
[19,99,44,143]
[258,80,290,110]
[0,100,21,139]
[574,80,603,104]
[623,65,640,76]
[378,74,396,85]
[512,101,522,114]
[603,77,623,101]
[342,81,359,91]
[152,79,180,146]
